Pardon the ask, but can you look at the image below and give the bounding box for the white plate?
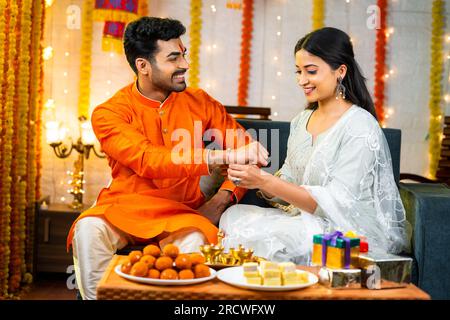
[115,265,217,286]
[217,266,318,291]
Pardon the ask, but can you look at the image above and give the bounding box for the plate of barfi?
[216,261,318,291]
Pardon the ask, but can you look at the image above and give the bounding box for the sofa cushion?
[236,120,290,206]
[236,119,291,173]
[382,128,401,185]
[399,182,450,299]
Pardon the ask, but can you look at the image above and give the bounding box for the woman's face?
[295,49,342,103]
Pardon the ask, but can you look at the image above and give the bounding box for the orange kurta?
[67,83,249,249]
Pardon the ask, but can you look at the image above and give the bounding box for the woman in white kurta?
[219,27,410,265]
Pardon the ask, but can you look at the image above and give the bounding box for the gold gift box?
[318,267,362,289]
[358,252,412,289]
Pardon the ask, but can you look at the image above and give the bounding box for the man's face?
[146,38,189,94]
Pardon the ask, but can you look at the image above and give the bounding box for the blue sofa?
[236,119,450,300]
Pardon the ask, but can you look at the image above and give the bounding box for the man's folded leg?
[72,216,132,300]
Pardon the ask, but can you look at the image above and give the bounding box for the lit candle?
[43,46,53,60]
[59,126,68,141]
[45,121,61,144]
[80,121,96,145]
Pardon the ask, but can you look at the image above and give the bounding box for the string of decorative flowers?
[428,0,445,178]
[374,0,388,123]
[78,0,95,119]
[0,0,44,297]
[24,0,45,282]
[0,0,8,298]
[1,0,18,297]
[237,0,253,106]
[35,0,46,202]
[312,0,325,30]
[189,0,202,88]
[7,0,33,293]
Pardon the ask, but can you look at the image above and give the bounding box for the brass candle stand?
[48,116,105,209]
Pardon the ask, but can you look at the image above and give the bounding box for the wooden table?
[96,255,430,300]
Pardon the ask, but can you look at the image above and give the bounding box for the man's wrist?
[207,150,228,165]
[217,189,234,205]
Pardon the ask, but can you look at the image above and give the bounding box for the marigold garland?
[0,0,5,117]
[35,0,45,201]
[312,0,325,31]
[428,0,445,178]
[0,0,44,297]
[237,0,253,106]
[25,0,44,282]
[8,0,33,293]
[9,0,23,294]
[0,0,8,298]
[1,0,18,297]
[374,0,387,123]
[24,0,45,281]
[78,0,95,119]
[188,0,202,89]
[25,0,40,276]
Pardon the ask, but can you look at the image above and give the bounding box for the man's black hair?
[124,17,186,74]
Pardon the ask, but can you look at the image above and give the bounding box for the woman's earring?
[335,76,346,100]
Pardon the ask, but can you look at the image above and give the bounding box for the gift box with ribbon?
[344,230,369,253]
[312,231,360,269]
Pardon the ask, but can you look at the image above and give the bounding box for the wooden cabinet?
[35,202,88,273]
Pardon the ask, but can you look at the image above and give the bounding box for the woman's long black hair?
[295,27,377,120]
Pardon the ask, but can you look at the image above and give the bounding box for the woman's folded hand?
[227,164,273,189]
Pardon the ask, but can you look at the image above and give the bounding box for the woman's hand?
[227,164,273,189]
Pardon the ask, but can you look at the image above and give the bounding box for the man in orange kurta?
[68,17,268,300]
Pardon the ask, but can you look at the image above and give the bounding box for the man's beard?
[151,65,187,94]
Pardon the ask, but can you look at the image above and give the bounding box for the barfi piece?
[261,269,281,279]
[260,261,278,272]
[242,262,258,273]
[283,278,301,286]
[246,276,262,285]
[263,277,282,286]
[282,272,297,281]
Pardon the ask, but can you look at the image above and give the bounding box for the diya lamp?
[199,241,224,264]
[200,229,257,266]
[230,244,254,265]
